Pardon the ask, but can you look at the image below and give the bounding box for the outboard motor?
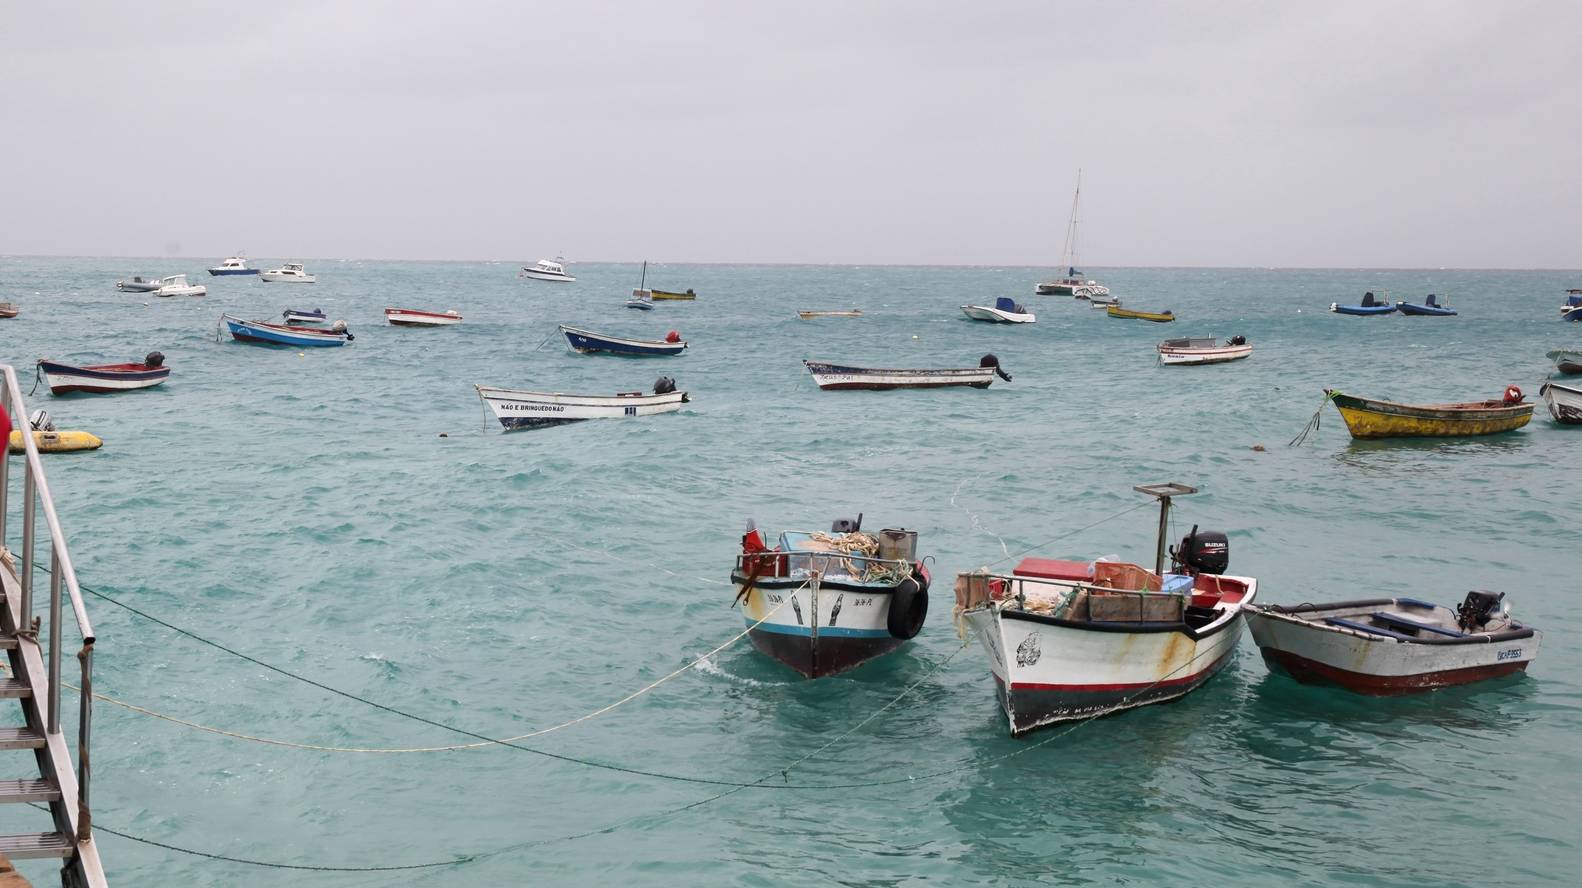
[1456,590,1506,631]
[830,513,863,534]
[653,376,676,395]
[1171,524,1229,575]
[1363,291,1377,306]
[665,330,681,343]
[144,350,166,368]
[979,353,1012,382]
[28,409,55,432]
[1229,335,1246,346]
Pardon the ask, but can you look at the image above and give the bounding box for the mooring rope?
[977,499,1154,571]
[1289,390,1339,447]
[950,473,1010,558]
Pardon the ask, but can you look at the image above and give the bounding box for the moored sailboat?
[1036,170,1109,298]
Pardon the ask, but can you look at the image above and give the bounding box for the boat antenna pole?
[1133,482,1198,576]
[640,260,647,290]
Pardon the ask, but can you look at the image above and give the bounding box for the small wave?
[692,654,769,687]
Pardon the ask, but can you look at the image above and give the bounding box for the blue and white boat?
[223,314,352,347]
[1331,291,1397,316]
[961,297,1036,324]
[208,256,260,276]
[1563,290,1582,321]
[1396,294,1457,316]
[560,324,686,356]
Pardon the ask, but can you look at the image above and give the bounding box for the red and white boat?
[385,307,462,327]
[1157,336,1252,365]
[37,353,170,394]
[955,483,1255,735]
[1246,593,1539,694]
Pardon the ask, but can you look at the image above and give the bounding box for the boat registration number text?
[1497,648,1522,661]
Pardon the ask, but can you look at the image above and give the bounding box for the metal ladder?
[0,365,108,887]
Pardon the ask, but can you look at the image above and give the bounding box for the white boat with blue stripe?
[222,314,352,347]
[475,378,689,430]
[560,324,687,356]
[208,255,260,276]
[961,297,1035,324]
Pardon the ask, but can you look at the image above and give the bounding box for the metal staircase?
[0,365,108,887]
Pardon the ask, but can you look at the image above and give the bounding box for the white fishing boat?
[1087,293,1120,307]
[961,297,1035,324]
[1546,348,1582,375]
[1036,169,1108,298]
[521,258,576,282]
[385,307,462,327]
[260,262,316,283]
[1539,381,1582,424]
[115,275,164,292]
[282,308,329,325]
[1157,336,1252,365]
[474,378,688,430]
[152,274,207,297]
[955,484,1255,735]
[1245,593,1539,694]
[207,255,260,276]
[804,356,1010,390]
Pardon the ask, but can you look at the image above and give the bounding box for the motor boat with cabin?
[521,258,576,282]
[1331,291,1397,316]
[208,255,260,276]
[152,274,206,297]
[731,516,931,678]
[260,262,316,283]
[474,377,688,430]
[961,297,1035,324]
[1157,336,1251,365]
[1561,289,1582,317]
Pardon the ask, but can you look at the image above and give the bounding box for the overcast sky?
[2,1,1577,267]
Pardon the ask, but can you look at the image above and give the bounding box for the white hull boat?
[1539,381,1582,424]
[152,274,206,297]
[115,276,164,292]
[1087,293,1120,307]
[475,381,688,430]
[385,308,462,327]
[1546,348,1582,375]
[1246,593,1539,694]
[260,263,316,283]
[521,258,575,282]
[282,309,329,325]
[804,357,1009,390]
[1035,170,1107,298]
[1157,336,1252,365]
[208,255,259,276]
[961,298,1035,324]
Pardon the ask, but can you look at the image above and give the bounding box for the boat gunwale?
[1247,603,1536,646]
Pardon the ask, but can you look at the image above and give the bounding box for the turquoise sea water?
[2,258,1580,886]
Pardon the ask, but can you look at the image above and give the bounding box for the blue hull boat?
[1397,294,1457,316]
[1331,291,1396,316]
[1565,306,1582,322]
[559,324,686,356]
[208,268,260,276]
[223,315,351,347]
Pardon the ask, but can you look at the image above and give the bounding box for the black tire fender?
[887,564,930,639]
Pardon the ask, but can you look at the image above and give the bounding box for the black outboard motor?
[1363,291,1377,306]
[979,353,1012,382]
[653,376,676,395]
[1171,525,1229,575]
[1229,335,1246,346]
[831,513,863,534]
[1456,590,1505,631]
[144,350,165,368]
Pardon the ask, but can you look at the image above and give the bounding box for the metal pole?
[77,642,93,839]
[0,407,10,543]
[21,467,35,625]
[48,543,62,733]
[1154,496,1171,577]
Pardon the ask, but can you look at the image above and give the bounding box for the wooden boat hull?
[961,304,1035,324]
[9,430,103,454]
[804,361,995,390]
[734,572,922,678]
[38,360,170,394]
[1540,382,1582,424]
[798,310,862,319]
[1327,390,1532,438]
[1546,349,1582,374]
[1157,341,1251,365]
[0,304,18,319]
[649,289,695,300]
[560,325,686,356]
[224,316,349,347]
[1108,306,1175,322]
[475,385,688,430]
[386,308,461,326]
[1246,600,1538,695]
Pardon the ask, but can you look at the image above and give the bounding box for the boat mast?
[1133,482,1198,576]
[1061,169,1083,276]
[640,260,647,290]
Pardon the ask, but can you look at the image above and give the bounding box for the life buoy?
[886,564,930,639]
[1503,385,1524,405]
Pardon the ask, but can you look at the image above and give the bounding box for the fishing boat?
[1565,306,1582,323]
[955,483,1255,734]
[223,314,352,347]
[115,275,164,292]
[152,274,206,297]
[207,255,260,276]
[1325,387,1533,438]
[961,297,1035,324]
[1539,381,1582,424]
[0,302,18,319]
[798,310,863,319]
[804,355,1010,390]
[1036,170,1108,298]
[37,352,170,394]
[260,262,316,283]
[1157,336,1251,365]
[521,258,575,282]
[625,296,654,310]
[1561,289,1582,316]
[732,517,931,678]
[1087,293,1120,307]
[474,377,688,430]
[1330,291,1396,316]
[1107,305,1175,322]
[282,308,329,325]
[650,288,696,301]
[560,324,686,356]
[1546,348,1582,375]
[386,307,462,327]
[1245,592,1538,694]
[1396,293,1457,316]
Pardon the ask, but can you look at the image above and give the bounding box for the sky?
[2,1,1578,267]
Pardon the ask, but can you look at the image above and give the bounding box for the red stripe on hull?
[1261,649,1529,695]
[995,650,1235,734]
[813,381,991,390]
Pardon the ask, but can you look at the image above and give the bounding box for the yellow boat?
[649,288,696,301]
[1326,388,1533,439]
[1107,305,1175,322]
[9,429,104,453]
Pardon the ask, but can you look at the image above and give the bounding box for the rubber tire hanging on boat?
[886,567,930,639]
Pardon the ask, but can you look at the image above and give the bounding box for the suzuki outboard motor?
[831,513,863,534]
[144,350,166,368]
[1172,525,1229,575]
[1456,590,1506,631]
[979,353,1012,382]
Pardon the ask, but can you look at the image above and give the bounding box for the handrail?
[2,364,96,642]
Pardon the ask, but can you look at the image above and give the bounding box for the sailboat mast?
[1069,168,1082,276]
[640,260,647,290]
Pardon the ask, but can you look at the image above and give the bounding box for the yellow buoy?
[8,430,104,454]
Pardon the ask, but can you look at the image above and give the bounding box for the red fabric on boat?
[0,400,10,444]
[1012,558,1090,581]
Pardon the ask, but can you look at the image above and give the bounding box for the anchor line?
[977,499,1153,571]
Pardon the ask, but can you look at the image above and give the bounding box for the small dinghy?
[1330,291,1397,316]
[1246,592,1539,694]
[560,324,686,356]
[282,308,329,325]
[732,517,931,678]
[804,354,1011,390]
[37,352,170,394]
[152,274,206,297]
[386,307,462,327]
[961,297,1035,324]
[1396,293,1457,316]
[1546,348,1582,375]
[650,288,696,301]
[474,376,689,430]
[1157,335,1251,365]
[0,302,18,319]
[8,411,102,454]
[1107,305,1175,322]
[223,314,352,347]
[798,309,863,319]
[1539,381,1582,424]
[1087,293,1120,308]
[115,275,165,292]
[1325,387,1533,438]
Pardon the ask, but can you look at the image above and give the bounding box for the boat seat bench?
[1370,612,1466,638]
[1323,617,1415,640]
